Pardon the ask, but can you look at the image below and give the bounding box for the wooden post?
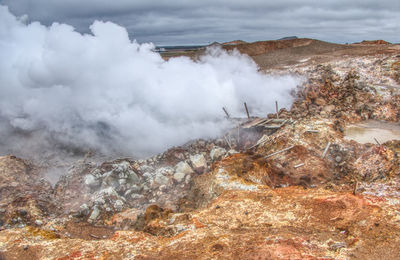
[244,102,250,119]
[322,142,331,159]
[275,101,279,119]
[222,107,230,118]
[237,126,240,149]
[353,180,358,195]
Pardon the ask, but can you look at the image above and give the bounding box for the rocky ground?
[0,40,400,259]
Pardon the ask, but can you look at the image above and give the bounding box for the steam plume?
[0,5,300,159]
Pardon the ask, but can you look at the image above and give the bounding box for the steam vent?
[1,3,400,260]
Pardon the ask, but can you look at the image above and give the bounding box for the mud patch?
[345,120,400,144]
[64,222,115,240]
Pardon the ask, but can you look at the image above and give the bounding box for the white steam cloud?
[0,5,299,159]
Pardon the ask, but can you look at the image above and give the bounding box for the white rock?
[114,200,124,211]
[124,189,133,197]
[130,194,144,200]
[130,184,141,193]
[227,149,238,155]
[154,174,169,186]
[102,175,119,189]
[79,204,90,216]
[98,187,119,197]
[173,171,186,183]
[155,167,174,176]
[94,197,105,205]
[185,174,192,184]
[128,171,139,183]
[88,206,101,222]
[190,154,207,173]
[119,179,127,185]
[175,161,194,175]
[84,174,100,189]
[34,220,43,226]
[210,147,227,161]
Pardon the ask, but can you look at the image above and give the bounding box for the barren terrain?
[0,39,399,259]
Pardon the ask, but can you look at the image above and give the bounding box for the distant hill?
[357,40,391,45]
[222,38,319,56]
[222,40,247,46]
[278,36,298,40]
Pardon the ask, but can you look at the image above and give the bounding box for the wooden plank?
[242,118,270,128]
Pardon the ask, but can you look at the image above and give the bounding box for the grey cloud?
[2,0,400,45]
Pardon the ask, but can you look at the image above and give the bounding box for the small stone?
[128,171,140,183]
[210,147,227,161]
[154,174,169,186]
[185,174,192,184]
[18,209,28,217]
[99,187,119,197]
[79,204,90,216]
[114,200,124,211]
[130,184,141,193]
[119,179,127,185]
[315,98,326,106]
[23,245,29,250]
[173,171,186,183]
[34,220,43,226]
[227,149,238,155]
[322,105,336,113]
[88,206,101,222]
[130,194,144,200]
[124,189,133,197]
[330,242,346,251]
[102,175,120,189]
[94,197,105,205]
[335,156,342,163]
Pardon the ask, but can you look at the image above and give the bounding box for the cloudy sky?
[2,0,400,45]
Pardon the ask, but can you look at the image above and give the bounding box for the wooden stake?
[222,107,230,118]
[353,180,358,195]
[264,145,294,159]
[244,102,250,119]
[275,101,279,119]
[237,126,240,148]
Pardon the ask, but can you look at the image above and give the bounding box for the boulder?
[173,171,186,183]
[190,154,207,173]
[175,161,194,175]
[84,174,100,189]
[210,147,227,161]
